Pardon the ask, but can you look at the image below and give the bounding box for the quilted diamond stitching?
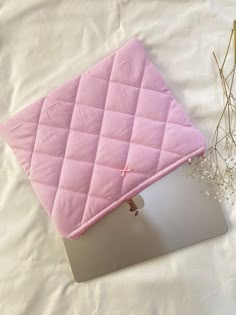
[28,98,46,176]
[51,77,81,216]
[118,57,148,196]
[11,146,181,177]
[31,179,109,202]
[11,110,192,132]
[20,87,192,206]
[0,38,205,238]
[28,85,191,213]
[155,99,172,173]
[81,54,116,225]
[85,76,170,97]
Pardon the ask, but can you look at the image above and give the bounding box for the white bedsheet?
[0,1,236,314]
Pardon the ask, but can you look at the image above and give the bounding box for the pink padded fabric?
[0,38,205,239]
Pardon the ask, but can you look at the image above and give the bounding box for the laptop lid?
[63,166,228,282]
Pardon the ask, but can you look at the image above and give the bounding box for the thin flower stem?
[226,68,235,80]
[221,29,234,69]
[216,149,228,166]
[212,49,236,147]
[234,20,236,64]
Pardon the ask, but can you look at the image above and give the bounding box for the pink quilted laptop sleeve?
[0,38,205,239]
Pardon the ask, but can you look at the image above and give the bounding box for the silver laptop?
[63,166,228,282]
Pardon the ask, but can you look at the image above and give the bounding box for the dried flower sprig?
[186,21,236,205]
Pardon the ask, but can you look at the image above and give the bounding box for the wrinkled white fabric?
[0,1,236,314]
